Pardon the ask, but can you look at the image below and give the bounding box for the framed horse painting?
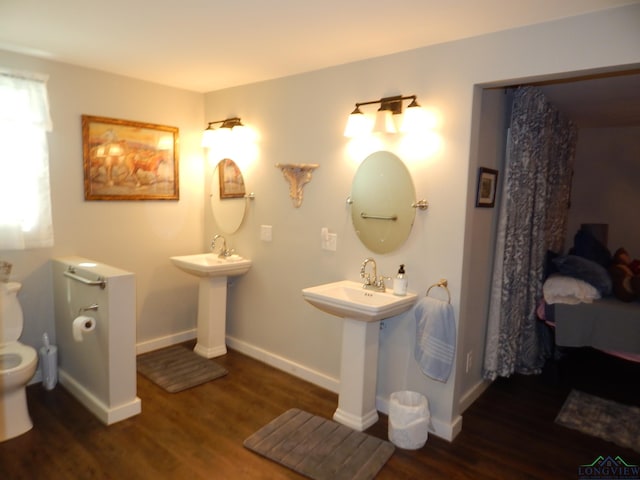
[82,115,179,200]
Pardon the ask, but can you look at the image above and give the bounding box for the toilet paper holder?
[79,303,99,314]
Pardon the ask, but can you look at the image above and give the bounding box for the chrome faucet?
[360,257,387,292]
[211,234,232,258]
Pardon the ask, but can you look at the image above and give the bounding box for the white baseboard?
[134,332,471,442]
[459,379,491,413]
[226,336,340,394]
[136,329,197,355]
[58,369,141,425]
[135,332,338,392]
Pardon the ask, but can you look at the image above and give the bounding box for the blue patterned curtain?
[483,86,577,380]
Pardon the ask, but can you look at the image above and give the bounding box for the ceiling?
[1,0,638,126]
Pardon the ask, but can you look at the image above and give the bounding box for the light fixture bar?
[202,117,246,148]
[206,117,243,130]
[345,95,421,137]
[351,95,417,114]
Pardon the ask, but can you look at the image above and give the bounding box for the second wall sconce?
[202,117,249,148]
[344,94,426,137]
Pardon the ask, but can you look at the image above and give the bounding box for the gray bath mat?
[555,390,640,452]
[244,408,395,480]
[136,345,227,393]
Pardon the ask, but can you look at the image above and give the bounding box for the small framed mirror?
[350,151,416,253]
[210,159,247,234]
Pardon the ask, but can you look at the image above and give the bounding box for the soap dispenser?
[393,264,408,296]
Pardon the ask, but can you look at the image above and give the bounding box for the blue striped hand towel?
[414,296,456,382]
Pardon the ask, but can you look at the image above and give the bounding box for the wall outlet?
[466,351,473,373]
[260,225,272,242]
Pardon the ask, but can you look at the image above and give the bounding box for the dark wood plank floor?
[1,346,638,479]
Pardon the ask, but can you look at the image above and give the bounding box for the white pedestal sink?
[171,253,251,358]
[302,280,417,431]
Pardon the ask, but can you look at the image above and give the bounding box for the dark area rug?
[137,345,227,393]
[555,389,640,452]
[244,408,394,480]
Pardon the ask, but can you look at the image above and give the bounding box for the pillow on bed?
[569,226,612,269]
[552,254,612,295]
[543,274,600,305]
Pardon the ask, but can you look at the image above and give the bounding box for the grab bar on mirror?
[64,267,107,289]
[360,212,398,221]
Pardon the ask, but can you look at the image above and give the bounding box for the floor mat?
[244,408,395,480]
[136,345,227,393]
[555,389,640,452]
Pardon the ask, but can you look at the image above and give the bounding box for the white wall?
[567,126,640,256]
[203,4,640,439]
[0,50,206,355]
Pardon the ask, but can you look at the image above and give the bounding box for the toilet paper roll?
[72,315,96,342]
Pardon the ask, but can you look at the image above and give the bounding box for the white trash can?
[388,390,430,449]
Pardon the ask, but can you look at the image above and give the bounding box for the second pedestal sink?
[171,253,251,358]
[302,280,417,431]
[171,253,251,277]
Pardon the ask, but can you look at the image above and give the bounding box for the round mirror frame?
[350,151,416,254]
[210,159,247,234]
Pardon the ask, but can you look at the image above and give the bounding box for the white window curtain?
[0,69,54,249]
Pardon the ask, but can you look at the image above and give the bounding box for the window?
[0,70,54,249]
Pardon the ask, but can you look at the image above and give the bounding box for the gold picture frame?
[82,115,179,200]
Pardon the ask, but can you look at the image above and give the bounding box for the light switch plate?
[260,225,272,242]
[322,233,337,251]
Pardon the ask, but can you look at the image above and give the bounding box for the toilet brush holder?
[39,334,58,391]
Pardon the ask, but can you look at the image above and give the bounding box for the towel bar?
[426,279,450,304]
[360,212,398,221]
[64,267,107,289]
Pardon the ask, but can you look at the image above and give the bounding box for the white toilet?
[0,282,38,442]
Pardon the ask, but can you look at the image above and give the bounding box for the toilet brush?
[39,333,58,391]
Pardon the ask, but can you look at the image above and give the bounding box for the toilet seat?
[0,342,37,375]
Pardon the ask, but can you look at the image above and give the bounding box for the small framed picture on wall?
[475,167,498,208]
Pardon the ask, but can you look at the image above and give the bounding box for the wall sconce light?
[201,117,249,148]
[344,95,426,137]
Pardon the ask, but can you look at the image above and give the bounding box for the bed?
[553,298,640,360]
[539,224,640,362]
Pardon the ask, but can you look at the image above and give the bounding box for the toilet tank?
[0,282,24,344]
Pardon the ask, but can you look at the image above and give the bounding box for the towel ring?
[426,279,451,304]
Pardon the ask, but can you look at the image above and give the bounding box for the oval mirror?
[350,151,416,254]
[210,158,247,234]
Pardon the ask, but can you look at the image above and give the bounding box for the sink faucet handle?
[376,275,391,290]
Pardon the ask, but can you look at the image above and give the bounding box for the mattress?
[554,298,640,354]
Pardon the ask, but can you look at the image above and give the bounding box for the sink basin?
[170,253,252,278]
[302,280,417,322]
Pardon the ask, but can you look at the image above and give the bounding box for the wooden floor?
[1,346,638,479]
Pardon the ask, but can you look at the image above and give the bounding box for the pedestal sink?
[302,280,417,431]
[171,254,251,358]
